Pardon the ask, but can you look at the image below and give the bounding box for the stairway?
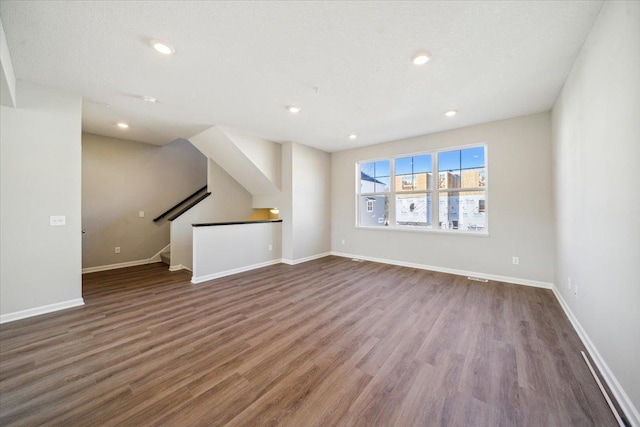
[160,251,170,266]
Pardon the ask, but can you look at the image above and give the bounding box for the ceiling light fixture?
[445,110,457,117]
[150,39,175,55]
[412,51,431,65]
[349,134,357,140]
[287,105,301,114]
[142,96,157,104]
[117,122,129,129]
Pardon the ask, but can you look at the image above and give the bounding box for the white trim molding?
[330,251,553,289]
[552,286,640,426]
[281,252,331,266]
[82,259,163,274]
[191,259,282,284]
[82,243,171,274]
[150,244,171,262]
[0,298,85,324]
[82,244,170,274]
[169,264,192,272]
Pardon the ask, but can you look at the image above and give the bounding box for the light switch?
[139,211,145,218]
[50,215,66,226]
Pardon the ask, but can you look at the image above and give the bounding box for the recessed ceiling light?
[412,51,431,65]
[142,96,157,104]
[287,105,301,114]
[117,122,129,129]
[349,134,357,140]
[150,39,175,55]
[445,110,457,117]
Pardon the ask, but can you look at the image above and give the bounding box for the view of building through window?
[357,146,486,232]
[437,147,486,231]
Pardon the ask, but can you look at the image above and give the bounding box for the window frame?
[355,143,489,235]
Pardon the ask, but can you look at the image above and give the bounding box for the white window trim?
[355,143,489,235]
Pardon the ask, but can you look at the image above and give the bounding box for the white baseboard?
[281,252,331,266]
[552,287,639,426]
[82,258,163,274]
[169,264,192,272]
[83,244,170,274]
[191,259,282,284]
[0,298,85,324]
[330,251,553,289]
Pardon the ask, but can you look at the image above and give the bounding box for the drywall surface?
[331,112,554,284]
[281,142,294,261]
[171,158,253,270]
[192,221,282,282]
[219,126,282,191]
[552,1,640,420]
[291,143,331,260]
[0,18,16,107]
[188,127,279,196]
[279,142,331,262]
[82,134,206,268]
[0,81,82,316]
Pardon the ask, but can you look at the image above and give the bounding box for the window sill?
[355,225,489,237]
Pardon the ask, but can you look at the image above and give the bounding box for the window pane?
[396,174,414,191]
[413,155,432,173]
[438,150,461,172]
[413,172,430,191]
[360,162,374,178]
[360,160,390,193]
[375,177,389,192]
[438,171,461,189]
[359,195,389,226]
[461,168,486,188]
[438,150,461,189]
[395,157,413,175]
[395,154,432,175]
[461,147,484,169]
[374,160,390,177]
[438,191,486,231]
[396,194,431,227]
[461,147,486,187]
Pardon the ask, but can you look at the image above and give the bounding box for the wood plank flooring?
[0,256,617,426]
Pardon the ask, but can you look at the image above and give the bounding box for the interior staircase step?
[160,251,170,265]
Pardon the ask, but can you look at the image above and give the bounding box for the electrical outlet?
[512,256,519,265]
[341,239,346,245]
[115,247,121,254]
[268,244,272,251]
[568,277,572,290]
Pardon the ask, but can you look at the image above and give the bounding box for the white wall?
[552,1,640,422]
[82,133,206,269]
[192,221,282,283]
[0,17,16,107]
[171,158,254,270]
[280,142,332,262]
[331,112,554,285]
[291,143,331,261]
[0,81,83,320]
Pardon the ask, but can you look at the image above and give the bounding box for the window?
[358,160,390,226]
[395,154,432,227]
[356,145,487,233]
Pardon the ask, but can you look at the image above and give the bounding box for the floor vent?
[467,276,488,282]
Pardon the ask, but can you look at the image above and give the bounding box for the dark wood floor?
[0,256,616,426]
